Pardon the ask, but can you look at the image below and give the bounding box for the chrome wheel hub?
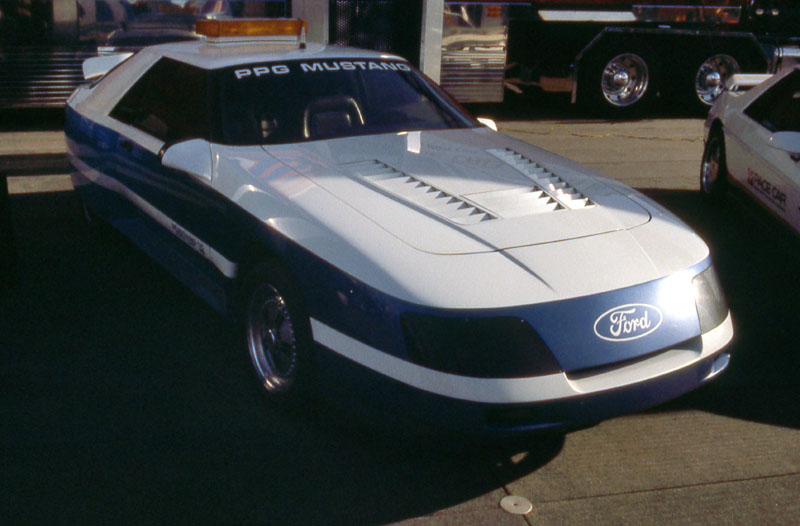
[601,53,649,107]
[613,71,630,87]
[696,55,739,106]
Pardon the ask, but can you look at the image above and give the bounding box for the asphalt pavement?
[1,107,798,525]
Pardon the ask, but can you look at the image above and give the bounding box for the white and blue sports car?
[702,66,800,236]
[66,19,733,434]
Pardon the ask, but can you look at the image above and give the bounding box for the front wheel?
[700,130,728,199]
[242,260,314,404]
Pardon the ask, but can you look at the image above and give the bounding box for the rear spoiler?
[82,53,134,81]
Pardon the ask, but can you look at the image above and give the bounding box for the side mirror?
[477,117,498,131]
[768,131,800,155]
[160,139,213,182]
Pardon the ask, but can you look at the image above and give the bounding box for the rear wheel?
[700,129,728,199]
[242,260,314,405]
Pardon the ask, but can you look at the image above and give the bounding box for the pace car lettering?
[299,61,410,73]
[236,61,409,79]
[747,168,786,211]
[594,304,663,342]
[234,65,290,79]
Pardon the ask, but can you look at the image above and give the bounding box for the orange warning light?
[195,18,307,39]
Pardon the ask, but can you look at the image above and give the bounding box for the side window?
[111,58,209,143]
[744,70,800,133]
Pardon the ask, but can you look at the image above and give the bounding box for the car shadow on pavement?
[643,189,800,431]
[0,190,564,524]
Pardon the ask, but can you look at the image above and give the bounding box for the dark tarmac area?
[1,103,799,525]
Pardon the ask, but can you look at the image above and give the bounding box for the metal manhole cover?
[500,495,533,515]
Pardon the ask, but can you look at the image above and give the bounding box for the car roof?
[141,39,407,70]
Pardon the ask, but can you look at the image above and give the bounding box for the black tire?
[700,130,728,200]
[240,259,315,406]
[580,49,655,115]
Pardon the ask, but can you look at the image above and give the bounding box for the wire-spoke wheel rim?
[601,53,649,107]
[246,283,299,393]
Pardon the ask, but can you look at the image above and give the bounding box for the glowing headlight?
[692,265,728,332]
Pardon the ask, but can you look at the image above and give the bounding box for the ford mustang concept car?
[66,19,733,434]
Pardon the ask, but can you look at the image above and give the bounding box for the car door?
[104,57,239,309]
[725,69,800,230]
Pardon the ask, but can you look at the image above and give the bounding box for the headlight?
[692,265,728,332]
[401,314,561,378]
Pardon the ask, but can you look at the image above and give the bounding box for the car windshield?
[211,58,478,145]
[745,69,800,133]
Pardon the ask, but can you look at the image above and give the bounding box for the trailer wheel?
[582,50,654,114]
[694,54,740,107]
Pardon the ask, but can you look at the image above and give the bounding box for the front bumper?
[313,313,733,434]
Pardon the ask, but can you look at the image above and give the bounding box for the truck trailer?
[502,1,800,111]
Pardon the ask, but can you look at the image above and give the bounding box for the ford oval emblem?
[593,303,663,342]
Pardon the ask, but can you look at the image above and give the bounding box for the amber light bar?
[195,18,307,39]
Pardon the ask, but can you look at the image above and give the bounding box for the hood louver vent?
[465,186,564,218]
[487,148,594,210]
[345,160,497,225]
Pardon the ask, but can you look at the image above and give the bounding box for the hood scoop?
[346,160,497,225]
[345,151,595,225]
[267,131,651,255]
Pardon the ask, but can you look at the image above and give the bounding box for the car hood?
[263,128,651,255]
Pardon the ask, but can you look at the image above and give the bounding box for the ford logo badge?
[593,303,663,342]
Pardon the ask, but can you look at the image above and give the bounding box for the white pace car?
[66,19,733,434]
[702,66,800,235]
